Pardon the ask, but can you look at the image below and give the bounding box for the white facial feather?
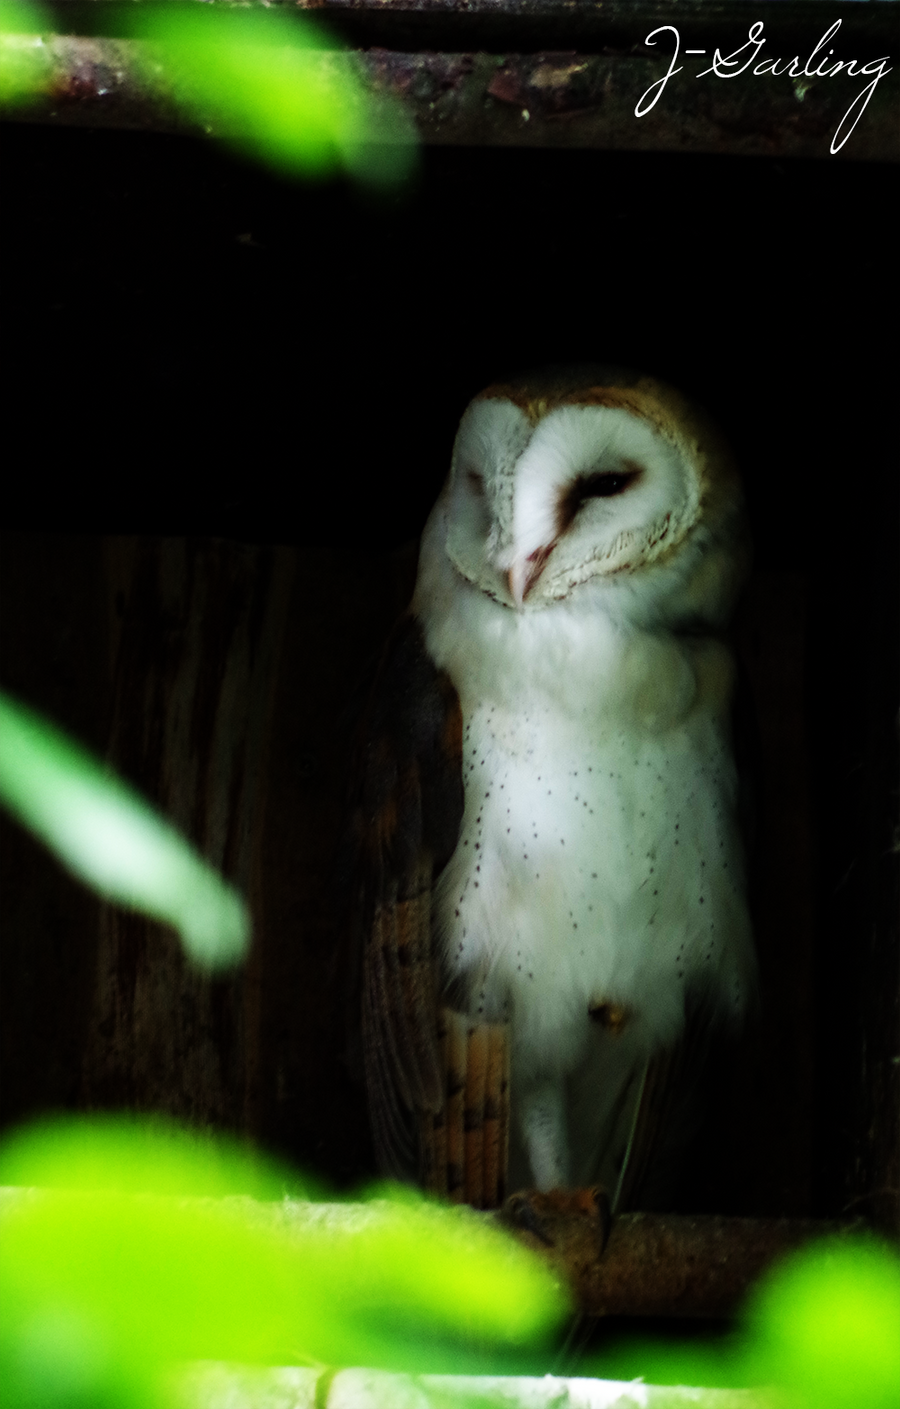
[413,370,754,1195]
[512,406,698,587]
[443,394,741,628]
[446,397,531,580]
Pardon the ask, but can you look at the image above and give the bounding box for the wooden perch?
[497,1202,855,1319]
[1,1183,846,1322]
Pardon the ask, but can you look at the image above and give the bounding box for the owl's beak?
[508,545,553,608]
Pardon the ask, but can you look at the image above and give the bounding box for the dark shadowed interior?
[1,125,897,1259]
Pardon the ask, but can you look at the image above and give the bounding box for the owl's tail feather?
[612,1054,656,1216]
[613,998,726,1215]
[419,1011,510,1210]
[612,1044,685,1216]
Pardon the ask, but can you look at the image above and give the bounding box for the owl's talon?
[498,1185,611,1254]
[500,1190,557,1246]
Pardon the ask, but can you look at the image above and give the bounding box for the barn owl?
[349,365,755,1212]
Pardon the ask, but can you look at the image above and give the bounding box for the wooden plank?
[3,4,897,159]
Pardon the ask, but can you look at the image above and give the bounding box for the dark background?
[2,125,895,556]
[1,122,897,1233]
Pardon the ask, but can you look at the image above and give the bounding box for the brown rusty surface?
[4,26,897,160]
[500,1209,854,1318]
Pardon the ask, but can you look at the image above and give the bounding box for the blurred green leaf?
[0,1116,568,1409]
[0,2,417,186]
[742,1235,900,1409]
[585,1333,745,1392]
[0,690,250,969]
[0,1113,298,1200]
[586,1233,900,1408]
[127,6,416,186]
[0,0,51,106]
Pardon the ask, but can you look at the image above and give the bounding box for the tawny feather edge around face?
[478,365,743,532]
[426,365,749,623]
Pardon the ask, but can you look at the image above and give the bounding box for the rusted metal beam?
[498,1204,857,1318]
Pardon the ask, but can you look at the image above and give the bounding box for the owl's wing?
[613,635,762,1216]
[346,610,465,1182]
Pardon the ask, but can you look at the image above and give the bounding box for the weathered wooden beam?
[359,47,897,159]
[0,1182,849,1324]
[3,2,898,159]
[41,1,900,58]
[498,1204,856,1319]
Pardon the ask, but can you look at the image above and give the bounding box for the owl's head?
[438,366,748,623]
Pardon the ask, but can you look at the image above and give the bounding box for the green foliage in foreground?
[742,1235,900,1409]
[0,506,897,1409]
[0,1116,570,1409]
[0,0,416,185]
[0,687,564,1404]
[2,1117,899,1409]
[0,690,249,970]
[0,0,46,104]
[588,1231,900,1409]
[129,7,415,185]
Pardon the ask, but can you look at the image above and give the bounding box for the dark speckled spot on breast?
[588,1000,632,1034]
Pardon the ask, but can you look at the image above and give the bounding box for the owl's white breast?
[414,496,754,1092]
